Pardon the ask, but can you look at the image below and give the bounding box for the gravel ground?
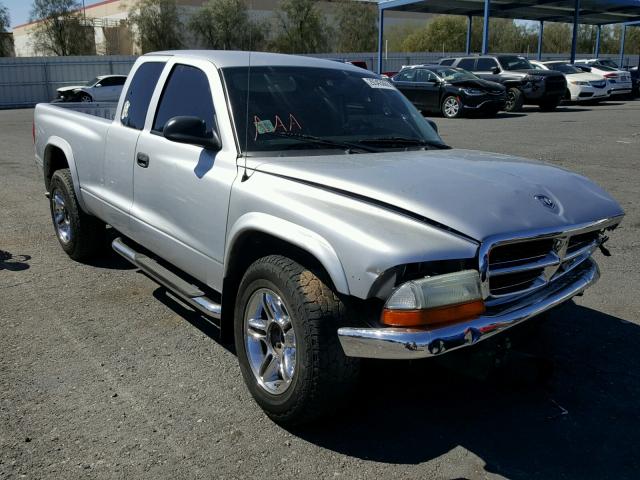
[1,101,639,480]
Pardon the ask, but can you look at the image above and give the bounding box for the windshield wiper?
[357,137,449,149]
[265,131,379,153]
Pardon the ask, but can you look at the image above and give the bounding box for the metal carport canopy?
[376,0,640,71]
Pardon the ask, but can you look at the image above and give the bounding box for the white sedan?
[574,60,632,96]
[55,75,127,103]
[530,60,610,102]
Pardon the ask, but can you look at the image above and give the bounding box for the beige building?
[12,0,430,57]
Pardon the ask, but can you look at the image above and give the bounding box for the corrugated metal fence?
[0,55,136,109]
[1,52,637,109]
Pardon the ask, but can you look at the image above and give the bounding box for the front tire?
[78,93,92,103]
[49,169,105,261]
[234,255,359,426]
[504,87,524,112]
[441,95,463,118]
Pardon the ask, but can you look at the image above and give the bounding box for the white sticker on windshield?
[362,78,396,90]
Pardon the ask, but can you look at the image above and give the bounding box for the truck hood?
[248,149,623,242]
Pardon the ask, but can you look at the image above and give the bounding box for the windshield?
[84,77,99,87]
[498,56,533,71]
[598,59,619,68]
[547,63,581,74]
[433,67,479,81]
[221,66,444,154]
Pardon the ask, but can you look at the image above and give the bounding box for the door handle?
[136,152,149,168]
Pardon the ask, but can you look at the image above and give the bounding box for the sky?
[3,0,106,30]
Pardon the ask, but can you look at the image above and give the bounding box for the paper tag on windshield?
[362,78,396,90]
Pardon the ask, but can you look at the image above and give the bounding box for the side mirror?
[426,119,438,133]
[163,116,221,151]
[95,83,102,88]
[491,66,500,74]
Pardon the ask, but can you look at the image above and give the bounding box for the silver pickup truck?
[34,50,624,425]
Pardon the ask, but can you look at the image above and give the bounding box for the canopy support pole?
[570,0,581,63]
[482,0,490,55]
[537,21,544,60]
[619,24,626,67]
[595,25,601,57]
[377,7,384,74]
[466,15,473,54]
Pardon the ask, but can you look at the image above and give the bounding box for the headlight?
[382,270,485,327]
[460,88,485,96]
[570,80,590,86]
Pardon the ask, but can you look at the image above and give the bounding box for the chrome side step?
[112,237,221,319]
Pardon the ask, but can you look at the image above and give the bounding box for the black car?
[440,55,567,112]
[391,65,506,118]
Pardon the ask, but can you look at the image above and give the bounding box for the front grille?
[545,76,566,91]
[482,225,608,302]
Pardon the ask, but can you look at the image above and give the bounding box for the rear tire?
[49,169,105,261]
[441,95,464,118]
[234,255,359,426]
[504,88,524,112]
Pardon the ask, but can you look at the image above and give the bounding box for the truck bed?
[48,102,118,121]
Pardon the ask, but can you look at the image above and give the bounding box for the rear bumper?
[338,259,599,360]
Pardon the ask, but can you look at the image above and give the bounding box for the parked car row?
[388,55,637,119]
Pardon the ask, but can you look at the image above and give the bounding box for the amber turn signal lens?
[381,299,486,328]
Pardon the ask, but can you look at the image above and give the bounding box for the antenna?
[241,2,254,182]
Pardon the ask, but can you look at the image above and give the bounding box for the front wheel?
[234,255,359,426]
[441,95,464,118]
[78,93,92,103]
[504,88,524,112]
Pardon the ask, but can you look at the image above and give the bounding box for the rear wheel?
[504,88,524,112]
[234,255,359,425]
[49,169,105,261]
[441,95,463,118]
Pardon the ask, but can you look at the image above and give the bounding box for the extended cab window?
[121,62,165,130]
[476,58,498,71]
[457,58,476,70]
[153,64,216,133]
[439,59,454,66]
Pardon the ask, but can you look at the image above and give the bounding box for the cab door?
[129,58,238,289]
[98,60,166,235]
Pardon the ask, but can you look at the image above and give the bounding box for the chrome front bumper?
[338,259,599,360]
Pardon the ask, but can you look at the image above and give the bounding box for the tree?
[271,0,329,54]
[189,0,265,50]
[30,0,95,56]
[334,0,377,53]
[129,0,182,53]
[1,2,14,57]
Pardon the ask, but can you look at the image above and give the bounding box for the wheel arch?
[221,214,351,340]
[43,137,88,212]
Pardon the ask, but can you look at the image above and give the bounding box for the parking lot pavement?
[1,101,639,480]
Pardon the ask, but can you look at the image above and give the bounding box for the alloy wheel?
[244,288,297,395]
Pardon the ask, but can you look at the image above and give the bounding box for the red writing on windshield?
[253,114,302,140]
